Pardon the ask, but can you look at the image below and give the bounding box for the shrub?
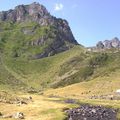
[89,53,108,67]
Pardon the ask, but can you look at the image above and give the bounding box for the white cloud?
[54,3,63,11]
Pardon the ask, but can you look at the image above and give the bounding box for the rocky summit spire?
[96,37,120,49]
[0,2,51,25]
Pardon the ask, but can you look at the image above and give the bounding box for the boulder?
[28,96,32,100]
[17,100,27,106]
[2,112,24,119]
[116,89,120,94]
[12,112,24,119]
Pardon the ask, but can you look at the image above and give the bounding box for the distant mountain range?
[87,37,120,52]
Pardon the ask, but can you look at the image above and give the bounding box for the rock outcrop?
[2,112,24,119]
[96,41,104,49]
[0,2,51,25]
[96,37,120,49]
[111,37,120,48]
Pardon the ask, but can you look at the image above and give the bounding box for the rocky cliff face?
[96,37,120,49]
[0,2,51,25]
[0,2,78,59]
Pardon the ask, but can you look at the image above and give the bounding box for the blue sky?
[0,0,120,46]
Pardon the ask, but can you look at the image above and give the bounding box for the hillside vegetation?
[1,37,120,92]
[1,2,120,92]
[1,20,120,91]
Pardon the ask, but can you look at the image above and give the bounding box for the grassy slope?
[1,21,120,95]
[0,21,84,90]
[44,50,120,98]
[1,21,54,58]
[0,55,26,91]
[2,41,120,91]
[3,46,84,89]
[44,70,120,98]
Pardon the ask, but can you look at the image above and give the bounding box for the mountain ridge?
[96,37,120,49]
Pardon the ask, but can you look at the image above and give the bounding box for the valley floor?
[0,94,70,120]
[1,63,120,120]
[1,93,120,120]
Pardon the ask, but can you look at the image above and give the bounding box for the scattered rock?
[2,112,24,119]
[12,112,24,119]
[116,89,120,94]
[28,96,32,100]
[17,100,27,106]
[64,99,78,104]
[89,94,120,100]
[65,104,117,120]
[27,87,38,93]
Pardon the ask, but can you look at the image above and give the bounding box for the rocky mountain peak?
[96,37,120,49]
[0,2,51,25]
[0,2,78,59]
[27,2,50,17]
